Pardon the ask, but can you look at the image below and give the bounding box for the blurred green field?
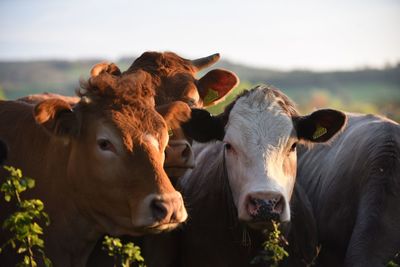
[207,81,400,122]
[0,59,399,122]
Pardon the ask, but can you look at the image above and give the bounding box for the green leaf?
[43,256,53,267]
[26,178,35,189]
[17,246,27,254]
[31,222,43,234]
[23,255,30,265]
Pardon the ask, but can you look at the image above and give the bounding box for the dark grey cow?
[297,113,400,267]
[139,85,347,267]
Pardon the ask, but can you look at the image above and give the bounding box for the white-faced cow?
[20,51,239,182]
[297,113,400,267]
[139,85,347,267]
[0,71,189,267]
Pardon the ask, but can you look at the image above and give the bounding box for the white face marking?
[144,134,161,152]
[224,87,297,223]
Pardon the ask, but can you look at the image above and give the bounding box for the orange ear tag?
[203,89,219,105]
[313,125,327,140]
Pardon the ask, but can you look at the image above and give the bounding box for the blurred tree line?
[0,58,399,121]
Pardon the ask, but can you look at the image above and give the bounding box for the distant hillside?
[0,57,399,120]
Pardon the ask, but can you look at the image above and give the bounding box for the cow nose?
[246,193,285,222]
[150,192,187,224]
[150,199,168,222]
[181,143,192,161]
[164,141,194,168]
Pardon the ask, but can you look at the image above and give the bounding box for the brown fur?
[127,51,196,76]
[125,52,198,106]
[19,92,80,105]
[11,51,240,267]
[0,70,185,266]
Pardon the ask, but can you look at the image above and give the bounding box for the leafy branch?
[252,221,289,267]
[0,166,52,267]
[387,252,399,267]
[102,235,145,267]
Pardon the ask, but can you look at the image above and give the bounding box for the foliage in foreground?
[102,235,145,267]
[0,166,52,267]
[252,221,289,267]
[387,252,400,267]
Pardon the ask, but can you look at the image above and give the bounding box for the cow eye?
[187,99,196,107]
[289,142,297,152]
[182,97,197,107]
[225,143,232,150]
[97,139,116,152]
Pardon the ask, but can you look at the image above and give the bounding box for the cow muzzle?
[132,191,188,233]
[164,140,195,182]
[241,192,288,226]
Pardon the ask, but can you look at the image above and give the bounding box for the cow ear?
[156,101,192,131]
[295,109,347,143]
[90,62,121,77]
[197,69,239,107]
[182,109,225,142]
[34,99,79,138]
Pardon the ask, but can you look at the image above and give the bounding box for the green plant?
[102,235,145,267]
[251,221,289,267]
[0,166,52,267]
[387,252,400,267]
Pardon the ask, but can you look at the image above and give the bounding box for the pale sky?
[0,0,399,70]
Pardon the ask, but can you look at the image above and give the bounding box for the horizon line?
[0,55,399,73]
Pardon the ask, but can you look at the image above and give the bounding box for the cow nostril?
[150,199,168,222]
[273,196,284,214]
[246,194,285,221]
[247,197,259,217]
[181,144,191,159]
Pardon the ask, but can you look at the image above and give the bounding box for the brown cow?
[20,51,239,181]
[0,71,188,267]
[85,52,239,266]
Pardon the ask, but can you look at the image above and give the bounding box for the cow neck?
[34,139,102,266]
[45,196,100,267]
[182,142,257,249]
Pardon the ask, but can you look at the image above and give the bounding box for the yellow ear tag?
[313,125,327,140]
[203,89,219,105]
[168,128,174,137]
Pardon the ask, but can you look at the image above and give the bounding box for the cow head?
[92,52,239,180]
[155,101,193,185]
[33,72,188,235]
[183,85,346,228]
[20,52,239,182]
[125,51,239,108]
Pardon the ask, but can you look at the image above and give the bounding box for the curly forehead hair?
[76,72,167,148]
[78,71,156,108]
[126,51,196,76]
